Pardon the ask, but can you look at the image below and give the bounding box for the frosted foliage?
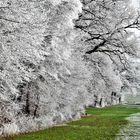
[75,0,140,106]
[86,53,123,107]
[0,0,131,135]
[0,0,89,135]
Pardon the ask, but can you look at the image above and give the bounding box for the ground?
[1,105,140,140]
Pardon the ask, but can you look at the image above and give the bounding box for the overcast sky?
[131,0,139,8]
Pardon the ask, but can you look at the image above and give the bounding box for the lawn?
[1,105,140,140]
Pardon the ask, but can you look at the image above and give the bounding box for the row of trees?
[0,0,89,134]
[74,0,140,105]
[0,0,140,135]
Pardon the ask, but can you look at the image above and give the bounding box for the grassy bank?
[1,105,140,140]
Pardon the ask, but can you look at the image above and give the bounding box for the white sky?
[131,0,140,8]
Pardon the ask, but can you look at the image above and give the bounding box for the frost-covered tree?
[75,0,140,106]
[76,0,140,55]
[0,0,91,135]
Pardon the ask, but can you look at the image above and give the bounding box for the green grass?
[1,105,140,140]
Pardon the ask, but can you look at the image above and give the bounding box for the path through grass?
[1,105,140,140]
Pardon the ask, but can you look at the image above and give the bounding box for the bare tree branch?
[0,16,20,23]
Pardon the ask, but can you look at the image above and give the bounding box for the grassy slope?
[1,105,140,140]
